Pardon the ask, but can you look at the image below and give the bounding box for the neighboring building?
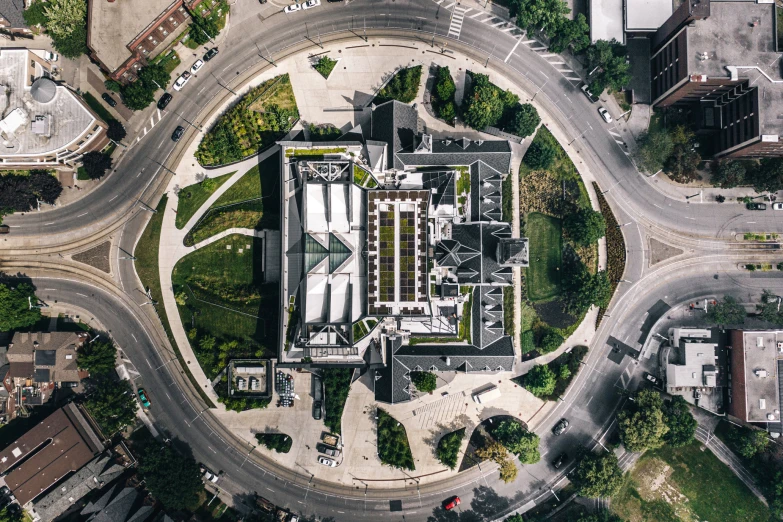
[227,359,272,398]
[727,330,783,427]
[29,445,135,522]
[80,483,153,522]
[0,48,109,170]
[0,0,31,36]
[279,100,527,404]
[87,0,214,82]
[665,328,723,414]
[6,331,89,412]
[0,403,103,506]
[649,0,783,158]
[589,0,672,43]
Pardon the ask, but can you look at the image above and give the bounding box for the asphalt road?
[3,1,783,520]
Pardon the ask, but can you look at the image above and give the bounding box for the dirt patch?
[72,241,111,273]
[619,457,695,522]
[649,238,684,266]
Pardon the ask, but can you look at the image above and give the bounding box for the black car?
[313,400,322,420]
[101,92,117,107]
[552,453,569,469]
[552,418,569,436]
[203,48,219,61]
[747,202,767,210]
[157,92,172,110]
[171,126,185,142]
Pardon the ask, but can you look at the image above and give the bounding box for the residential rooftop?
[739,331,782,423]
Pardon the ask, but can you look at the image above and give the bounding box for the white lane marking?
[609,130,621,137]
[109,195,118,202]
[77,212,88,217]
[685,216,696,220]
[492,21,505,27]
[443,1,455,8]
[654,204,663,209]
[146,358,152,368]
[522,40,537,44]
[469,11,482,17]
[266,488,275,493]
[44,222,55,226]
[566,76,581,81]
[132,333,138,342]
[149,116,154,127]
[157,108,161,120]
[505,39,522,63]
[76,293,88,298]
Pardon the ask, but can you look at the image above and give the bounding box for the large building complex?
[279,101,527,403]
[649,0,783,158]
[0,49,108,170]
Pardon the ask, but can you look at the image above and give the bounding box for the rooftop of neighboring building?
[0,49,100,158]
[666,341,718,388]
[590,0,624,43]
[740,330,782,423]
[625,0,672,31]
[0,0,29,30]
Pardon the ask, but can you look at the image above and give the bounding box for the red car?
[444,497,461,510]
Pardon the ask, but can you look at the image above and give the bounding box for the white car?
[284,3,301,13]
[173,71,191,91]
[318,456,337,467]
[202,468,219,483]
[773,202,783,210]
[598,107,613,123]
[303,0,321,8]
[44,51,58,62]
[190,59,204,74]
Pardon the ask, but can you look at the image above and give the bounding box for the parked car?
[444,497,461,511]
[200,466,219,483]
[157,92,172,110]
[203,47,219,61]
[552,418,569,436]
[644,372,661,387]
[173,71,191,91]
[44,51,58,62]
[773,202,783,210]
[255,495,274,512]
[598,107,613,123]
[313,400,322,420]
[747,202,767,210]
[101,93,117,107]
[552,453,569,469]
[190,59,205,74]
[318,456,337,467]
[303,0,321,8]
[580,82,599,103]
[171,126,185,142]
[0,225,9,234]
[284,3,302,13]
[138,388,151,408]
[317,443,340,457]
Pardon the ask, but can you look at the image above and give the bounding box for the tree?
[662,395,696,447]
[104,80,122,93]
[138,63,170,92]
[376,66,422,104]
[634,128,673,175]
[475,442,517,483]
[548,13,590,53]
[51,24,88,59]
[462,73,516,130]
[572,452,624,498]
[557,364,571,380]
[190,14,219,45]
[84,377,137,435]
[493,420,540,464]
[540,329,564,353]
[508,104,540,138]
[138,442,203,510]
[757,290,783,324]
[664,126,700,183]
[28,171,63,203]
[106,120,126,142]
[505,516,525,522]
[81,151,112,180]
[435,66,456,102]
[564,208,606,246]
[576,510,625,522]
[0,506,22,522]
[201,176,217,191]
[524,141,556,170]
[618,389,669,452]
[43,0,87,38]
[585,39,631,94]
[511,0,569,34]
[77,339,117,376]
[525,364,556,397]
[0,282,41,331]
[712,161,746,189]
[121,80,155,111]
[749,158,783,193]
[199,334,216,352]
[256,433,292,453]
[737,428,769,459]
[410,371,437,393]
[708,295,746,325]
[23,1,49,27]
[439,102,456,122]
[562,259,611,316]
[436,428,465,469]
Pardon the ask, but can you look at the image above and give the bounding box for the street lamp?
[685,191,701,201]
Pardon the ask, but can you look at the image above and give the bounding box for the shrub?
[256,433,292,453]
[375,66,422,104]
[410,371,437,393]
[377,409,415,470]
[439,101,456,122]
[539,329,564,353]
[314,56,338,79]
[524,364,556,397]
[524,141,556,170]
[323,368,353,434]
[436,428,465,469]
[507,104,540,138]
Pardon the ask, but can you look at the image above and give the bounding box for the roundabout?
[3,1,783,521]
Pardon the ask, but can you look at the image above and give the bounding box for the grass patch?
[353,321,369,341]
[374,66,422,104]
[503,286,514,340]
[323,368,353,435]
[377,409,415,470]
[285,147,347,157]
[152,50,181,75]
[612,441,771,522]
[313,55,338,79]
[196,74,298,166]
[82,92,117,124]
[526,212,562,301]
[172,234,277,378]
[175,173,234,229]
[255,433,292,453]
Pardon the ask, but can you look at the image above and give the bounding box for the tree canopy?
[756,290,783,325]
[138,442,203,510]
[492,420,540,464]
[122,63,170,111]
[524,141,556,170]
[106,120,127,142]
[84,377,137,435]
[42,0,86,38]
[572,452,624,498]
[256,433,292,453]
[0,282,41,332]
[585,39,631,94]
[77,339,117,376]
[617,389,669,452]
[712,161,747,188]
[540,329,565,354]
[564,208,606,246]
[410,371,437,393]
[375,66,422,104]
[81,152,113,180]
[562,258,612,316]
[475,442,517,483]
[190,13,219,45]
[462,73,518,130]
[548,13,590,54]
[436,428,465,470]
[509,0,570,33]
[707,295,746,325]
[377,409,415,470]
[662,395,697,448]
[524,364,556,397]
[0,171,62,213]
[508,104,540,138]
[736,428,769,459]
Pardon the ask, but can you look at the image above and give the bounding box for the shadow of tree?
[425,486,513,522]
[422,413,475,460]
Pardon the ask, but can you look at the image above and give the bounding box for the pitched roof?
[368,100,419,170]
[437,223,513,285]
[0,0,28,30]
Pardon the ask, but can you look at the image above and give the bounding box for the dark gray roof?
[421,170,456,209]
[369,100,419,170]
[0,0,27,30]
[436,223,513,285]
[33,368,50,383]
[470,162,503,222]
[34,350,56,367]
[82,485,150,522]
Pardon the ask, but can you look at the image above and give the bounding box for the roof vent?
[761,398,767,410]
[755,369,768,378]
[445,357,451,366]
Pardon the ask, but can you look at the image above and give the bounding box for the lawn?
[612,441,771,522]
[196,74,298,166]
[377,409,415,470]
[526,212,562,301]
[172,234,277,377]
[153,50,181,75]
[175,172,234,229]
[186,153,281,246]
[82,92,117,125]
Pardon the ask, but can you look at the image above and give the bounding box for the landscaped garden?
[462,72,540,138]
[323,368,353,434]
[593,182,626,326]
[374,66,422,104]
[377,409,415,470]
[313,55,338,79]
[196,75,299,166]
[516,345,587,400]
[436,428,466,470]
[172,234,278,386]
[175,173,234,229]
[186,154,281,246]
[255,433,292,453]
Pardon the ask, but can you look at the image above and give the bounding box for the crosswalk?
[447,5,470,39]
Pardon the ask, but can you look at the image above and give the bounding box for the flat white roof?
[590,0,625,43]
[625,0,672,32]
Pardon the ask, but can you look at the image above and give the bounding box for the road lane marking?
[504,39,521,62]
[146,358,152,368]
[44,222,54,226]
[77,212,88,217]
[266,488,275,493]
[76,293,88,297]
[131,333,137,342]
[109,195,118,202]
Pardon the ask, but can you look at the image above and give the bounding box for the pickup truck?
[321,433,340,447]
